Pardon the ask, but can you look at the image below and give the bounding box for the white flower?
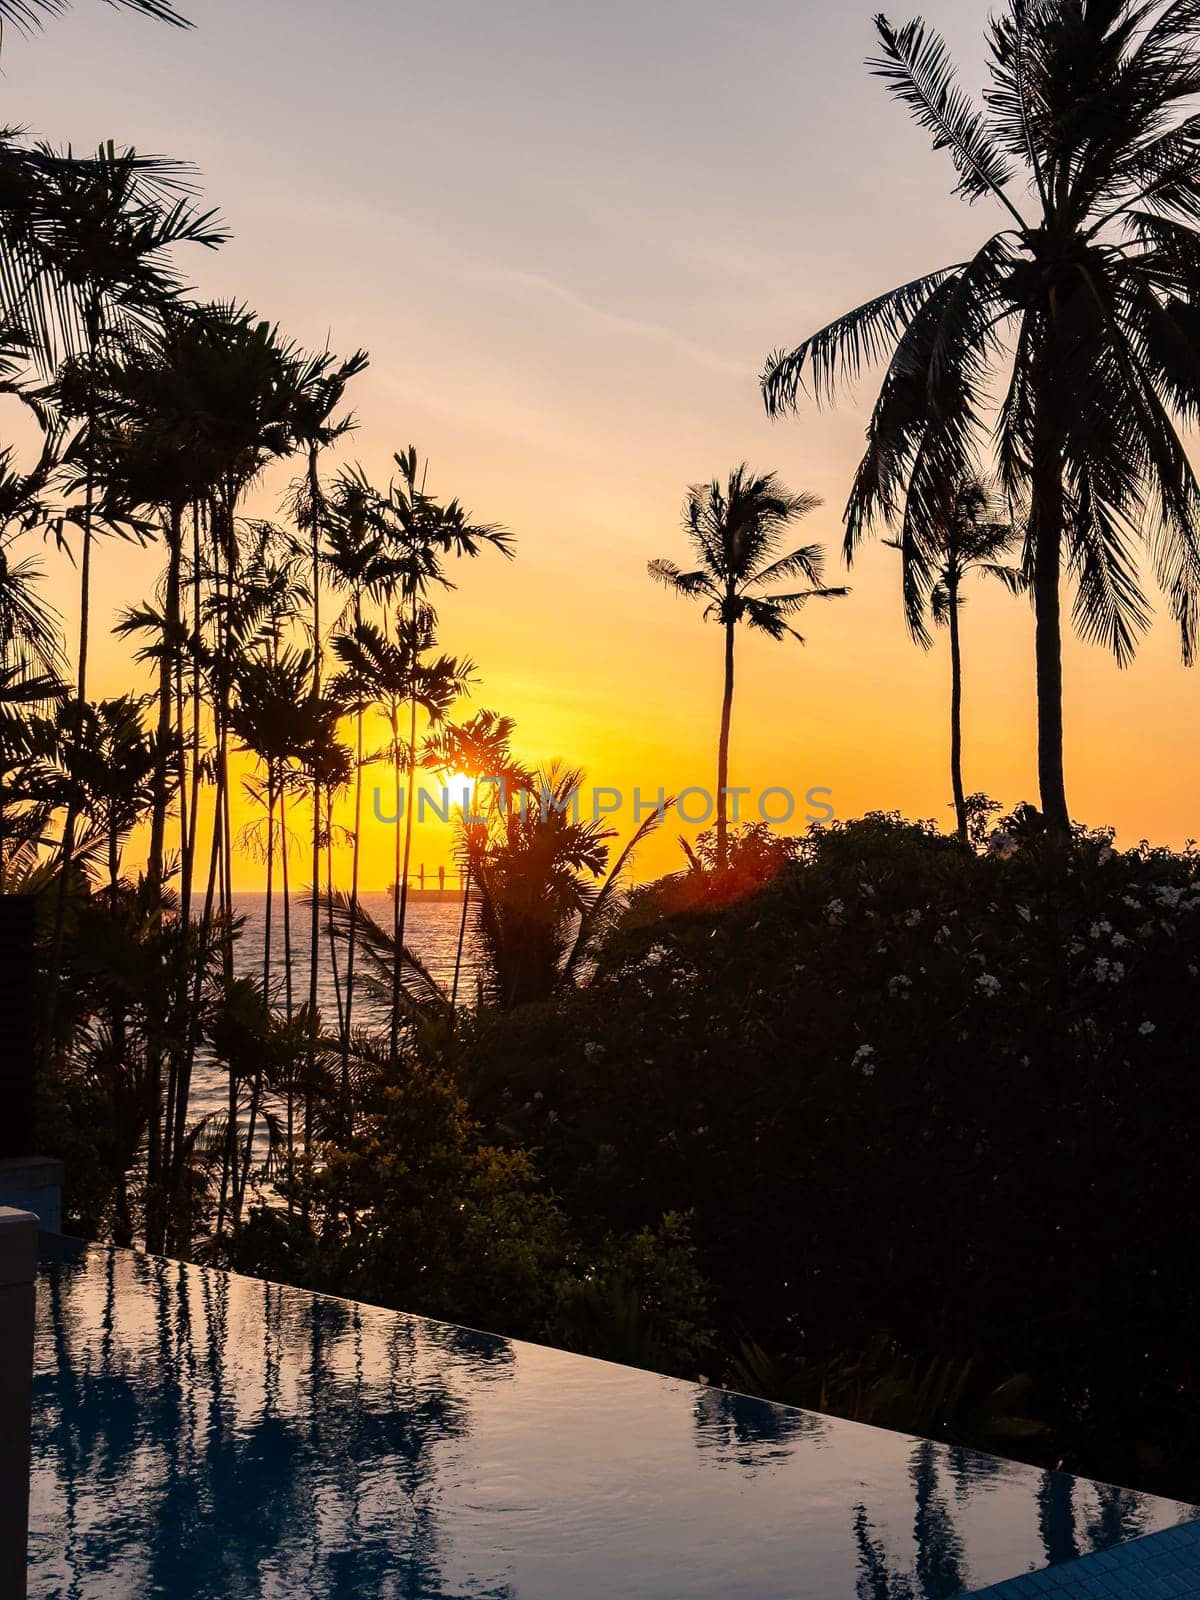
[1090,921,1113,939]
[1155,885,1184,910]
[1112,932,1131,950]
[1139,1022,1157,1037]
[887,974,912,999]
[583,1042,606,1064]
[903,910,922,928]
[853,1043,875,1074]
[976,973,1002,998]
[990,832,1019,861]
[1097,847,1114,867]
[826,898,845,924]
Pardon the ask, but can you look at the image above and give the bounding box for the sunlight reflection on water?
[187,895,475,1128]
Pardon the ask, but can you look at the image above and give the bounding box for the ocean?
[187,893,475,1130]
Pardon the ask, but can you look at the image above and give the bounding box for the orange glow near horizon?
[4,0,1200,891]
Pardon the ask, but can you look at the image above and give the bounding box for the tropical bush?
[460,814,1200,1496]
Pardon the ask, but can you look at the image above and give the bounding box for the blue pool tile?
[968,1519,1200,1600]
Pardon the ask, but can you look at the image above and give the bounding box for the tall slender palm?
[339,449,512,1041]
[322,471,402,1068]
[373,448,514,967]
[890,474,1023,843]
[763,2,1200,836]
[286,345,368,1152]
[89,312,230,897]
[229,642,318,1202]
[330,608,474,1062]
[175,304,319,974]
[649,465,847,868]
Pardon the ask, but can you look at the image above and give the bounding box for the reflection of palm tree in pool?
[911,1441,966,1599]
[34,1249,519,1597]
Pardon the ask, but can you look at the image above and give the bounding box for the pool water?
[29,1240,1196,1599]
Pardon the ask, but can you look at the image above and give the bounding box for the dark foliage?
[460,815,1200,1497]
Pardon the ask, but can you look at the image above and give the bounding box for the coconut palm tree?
[649,465,847,868]
[763,2,1200,837]
[889,474,1024,843]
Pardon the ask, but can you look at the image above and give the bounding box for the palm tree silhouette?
[0,441,64,684]
[23,693,160,899]
[286,346,367,1165]
[369,448,513,974]
[422,709,532,1010]
[466,763,670,1009]
[889,474,1023,843]
[19,143,223,697]
[322,469,405,1071]
[763,4,1200,836]
[331,607,473,1062]
[649,465,846,867]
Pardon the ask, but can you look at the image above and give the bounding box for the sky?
[4,0,1200,887]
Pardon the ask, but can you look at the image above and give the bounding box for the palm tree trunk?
[390,704,405,1065]
[948,581,968,844]
[1031,425,1070,836]
[146,506,184,1251]
[716,618,736,868]
[451,864,471,1011]
[281,781,295,1022]
[306,446,322,1165]
[263,774,275,997]
[450,778,477,1013]
[324,790,344,1040]
[75,327,99,705]
[392,681,420,1062]
[42,312,105,1077]
[148,506,183,890]
[342,700,363,1090]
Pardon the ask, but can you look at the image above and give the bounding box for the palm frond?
[763,267,959,413]
[871,14,1023,218]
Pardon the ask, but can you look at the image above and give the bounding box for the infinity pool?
[29,1240,1196,1599]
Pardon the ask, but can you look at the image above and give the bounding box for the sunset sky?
[6,0,1200,887]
